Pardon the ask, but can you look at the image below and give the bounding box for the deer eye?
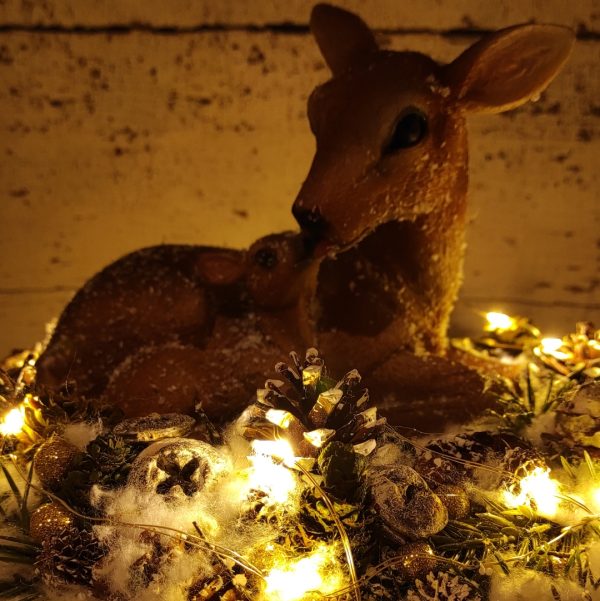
[254,247,278,270]
[384,109,428,154]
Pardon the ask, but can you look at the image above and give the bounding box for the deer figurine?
[292,4,574,426]
[35,4,573,430]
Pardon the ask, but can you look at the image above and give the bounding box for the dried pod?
[127,438,231,501]
[414,431,537,488]
[368,465,448,542]
[113,413,196,441]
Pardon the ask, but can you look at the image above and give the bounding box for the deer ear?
[310,3,378,75]
[443,24,574,114]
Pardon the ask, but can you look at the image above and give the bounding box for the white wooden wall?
[1,1,599,355]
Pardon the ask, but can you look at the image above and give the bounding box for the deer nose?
[292,204,328,242]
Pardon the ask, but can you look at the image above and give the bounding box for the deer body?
[35,5,573,428]
[36,236,314,418]
[296,51,469,364]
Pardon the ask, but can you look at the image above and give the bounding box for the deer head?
[292,4,573,370]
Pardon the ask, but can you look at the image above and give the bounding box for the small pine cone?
[187,562,244,601]
[36,526,106,586]
[406,571,482,601]
[414,431,537,489]
[80,433,142,488]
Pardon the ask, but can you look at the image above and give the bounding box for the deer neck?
[297,158,470,374]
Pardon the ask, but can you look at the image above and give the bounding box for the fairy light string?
[7,415,600,600]
[1,315,599,600]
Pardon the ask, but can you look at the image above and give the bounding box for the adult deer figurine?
[292,4,573,426]
[35,4,573,429]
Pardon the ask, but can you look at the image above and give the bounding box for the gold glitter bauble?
[34,437,78,490]
[434,484,470,520]
[29,502,74,544]
[396,542,438,582]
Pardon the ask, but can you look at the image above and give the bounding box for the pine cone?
[36,526,106,586]
[406,571,482,601]
[413,431,541,489]
[58,433,143,514]
[238,348,385,456]
[82,433,142,486]
[554,380,600,456]
[187,563,243,601]
[35,381,118,425]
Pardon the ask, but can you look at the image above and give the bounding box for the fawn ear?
[195,251,245,286]
[443,24,574,114]
[310,3,378,75]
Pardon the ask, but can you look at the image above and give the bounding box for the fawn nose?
[292,205,328,242]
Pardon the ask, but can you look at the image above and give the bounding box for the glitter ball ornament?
[29,502,74,544]
[394,542,438,581]
[434,484,470,520]
[34,436,79,490]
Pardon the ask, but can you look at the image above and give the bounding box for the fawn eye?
[254,247,278,270]
[384,110,428,154]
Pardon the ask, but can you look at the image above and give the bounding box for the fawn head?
[293,4,574,251]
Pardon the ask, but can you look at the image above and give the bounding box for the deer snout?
[292,204,329,244]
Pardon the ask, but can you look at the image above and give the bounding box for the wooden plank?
[0,291,71,354]
[0,0,597,31]
[0,31,598,354]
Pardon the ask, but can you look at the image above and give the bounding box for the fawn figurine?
[35,4,573,429]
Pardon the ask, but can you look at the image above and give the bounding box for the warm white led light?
[264,544,343,601]
[502,466,561,517]
[539,337,571,360]
[0,406,25,436]
[485,311,514,331]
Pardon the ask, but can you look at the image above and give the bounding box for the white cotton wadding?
[524,412,556,449]
[368,442,415,469]
[61,420,103,450]
[39,582,99,600]
[92,431,304,600]
[471,455,504,492]
[489,567,587,601]
[223,425,252,464]
[91,465,224,598]
[94,529,213,601]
